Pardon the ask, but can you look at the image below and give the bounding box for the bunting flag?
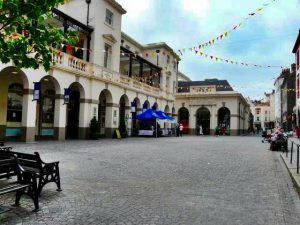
[197,51,286,68]
[178,0,278,54]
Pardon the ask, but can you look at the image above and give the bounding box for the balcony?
[51,50,162,96]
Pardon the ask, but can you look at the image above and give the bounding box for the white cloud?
[116,0,151,18]
[181,0,211,19]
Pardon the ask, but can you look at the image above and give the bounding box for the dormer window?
[105,9,114,26]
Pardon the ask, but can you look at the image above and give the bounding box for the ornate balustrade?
[51,50,165,97]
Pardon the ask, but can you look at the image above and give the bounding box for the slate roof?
[178,79,234,92]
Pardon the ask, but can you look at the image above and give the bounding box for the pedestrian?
[176,123,180,137]
[179,123,183,137]
[199,125,203,135]
[196,124,200,135]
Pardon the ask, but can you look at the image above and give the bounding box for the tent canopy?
[155,111,175,121]
[136,109,165,120]
[136,109,175,121]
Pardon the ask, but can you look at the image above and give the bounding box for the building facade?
[0,0,179,142]
[293,30,300,126]
[0,0,252,142]
[250,91,275,131]
[175,79,250,135]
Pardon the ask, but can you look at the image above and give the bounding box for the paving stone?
[0,137,300,224]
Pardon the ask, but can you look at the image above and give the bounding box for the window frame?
[105,9,114,26]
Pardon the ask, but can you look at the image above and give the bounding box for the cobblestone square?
[1,136,300,225]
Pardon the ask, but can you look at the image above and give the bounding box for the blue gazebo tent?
[136,109,165,120]
[155,111,175,122]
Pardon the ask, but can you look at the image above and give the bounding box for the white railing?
[51,50,166,97]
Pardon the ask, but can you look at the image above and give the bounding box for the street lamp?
[86,0,91,26]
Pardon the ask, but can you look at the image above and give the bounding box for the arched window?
[42,89,55,123]
[7,83,23,122]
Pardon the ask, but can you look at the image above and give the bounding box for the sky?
[116,0,300,100]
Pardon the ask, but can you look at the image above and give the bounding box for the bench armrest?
[34,152,59,165]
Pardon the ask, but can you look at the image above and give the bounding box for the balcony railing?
[51,50,164,96]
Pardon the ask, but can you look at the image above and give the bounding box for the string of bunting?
[177,85,295,92]
[178,0,278,55]
[196,51,285,68]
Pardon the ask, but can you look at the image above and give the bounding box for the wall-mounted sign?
[64,88,71,104]
[131,101,136,113]
[33,82,41,101]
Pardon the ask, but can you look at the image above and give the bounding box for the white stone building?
[175,79,250,135]
[0,0,179,141]
[249,91,275,131]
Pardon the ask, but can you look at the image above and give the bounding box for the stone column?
[105,103,119,138]
[78,101,89,139]
[21,93,37,142]
[125,106,132,137]
[54,97,67,141]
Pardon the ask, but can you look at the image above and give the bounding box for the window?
[167,55,170,64]
[7,83,23,122]
[256,117,260,121]
[105,9,113,26]
[265,117,268,122]
[104,43,112,69]
[265,110,268,114]
[42,89,55,123]
[255,108,261,114]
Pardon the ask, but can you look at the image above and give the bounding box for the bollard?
[288,141,293,158]
[297,145,300,174]
[291,143,293,164]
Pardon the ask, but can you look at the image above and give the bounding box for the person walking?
[199,125,203,135]
[196,124,200,136]
[179,123,183,137]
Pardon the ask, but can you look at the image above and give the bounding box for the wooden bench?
[0,149,61,196]
[0,155,39,212]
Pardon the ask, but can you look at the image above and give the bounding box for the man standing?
[179,123,184,137]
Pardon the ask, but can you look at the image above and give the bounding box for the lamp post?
[86,0,91,26]
[156,50,160,66]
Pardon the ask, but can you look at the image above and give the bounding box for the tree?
[0,0,77,71]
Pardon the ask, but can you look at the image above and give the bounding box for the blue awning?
[136,109,165,120]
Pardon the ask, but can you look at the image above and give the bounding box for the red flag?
[66,44,72,52]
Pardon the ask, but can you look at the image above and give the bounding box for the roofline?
[104,0,127,14]
[178,71,192,81]
[292,29,300,53]
[121,32,144,49]
[121,32,181,60]
[175,92,250,107]
[143,42,181,60]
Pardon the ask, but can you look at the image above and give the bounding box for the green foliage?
[89,117,100,140]
[0,0,77,71]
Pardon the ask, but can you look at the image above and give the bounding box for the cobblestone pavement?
[1,136,300,225]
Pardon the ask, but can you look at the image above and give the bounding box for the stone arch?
[131,97,141,137]
[66,82,85,139]
[0,67,29,140]
[164,105,170,114]
[218,107,231,135]
[178,107,189,134]
[35,76,62,139]
[98,89,113,136]
[152,102,158,111]
[196,107,211,135]
[119,94,130,136]
[143,100,150,110]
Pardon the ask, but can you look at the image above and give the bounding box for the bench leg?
[14,189,22,207]
[56,165,62,192]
